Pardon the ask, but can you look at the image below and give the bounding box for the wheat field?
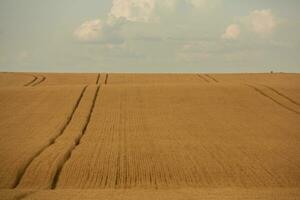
[0,72,299,199]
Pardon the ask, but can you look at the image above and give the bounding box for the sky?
[0,0,299,73]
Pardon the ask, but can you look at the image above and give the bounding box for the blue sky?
[0,0,299,72]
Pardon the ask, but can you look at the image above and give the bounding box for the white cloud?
[222,24,240,40]
[74,0,221,44]
[248,9,277,35]
[74,19,103,42]
[74,19,124,44]
[110,0,156,23]
[223,9,278,39]
[108,0,218,23]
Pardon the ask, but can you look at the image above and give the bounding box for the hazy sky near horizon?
[0,0,299,72]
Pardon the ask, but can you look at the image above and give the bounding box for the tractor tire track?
[12,86,88,188]
[96,73,100,84]
[261,84,300,106]
[104,74,108,85]
[197,74,210,83]
[205,74,219,83]
[24,75,38,86]
[105,74,109,84]
[245,84,300,115]
[31,75,46,87]
[51,85,100,189]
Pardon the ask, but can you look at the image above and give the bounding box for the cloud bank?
[74,19,103,42]
[110,0,156,23]
[222,24,240,40]
[248,9,277,35]
[222,9,278,39]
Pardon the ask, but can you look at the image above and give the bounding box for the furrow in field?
[261,84,300,106]
[53,85,100,189]
[54,84,300,189]
[0,86,84,189]
[31,73,98,86]
[24,75,38,86]
[97,73,107,84]
[246,84,300,115]
[96,74,100,84]
[197,74,210,83]
[0,73,37,87]
[2,73,299,192]
[16,86,97,189]
[31,75,46,87]
[105,74,109,84]
[13,86,88,188]
[205,74,219,83]
[210,73,300,104]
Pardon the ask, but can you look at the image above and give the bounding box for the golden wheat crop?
[0,73,299,199]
